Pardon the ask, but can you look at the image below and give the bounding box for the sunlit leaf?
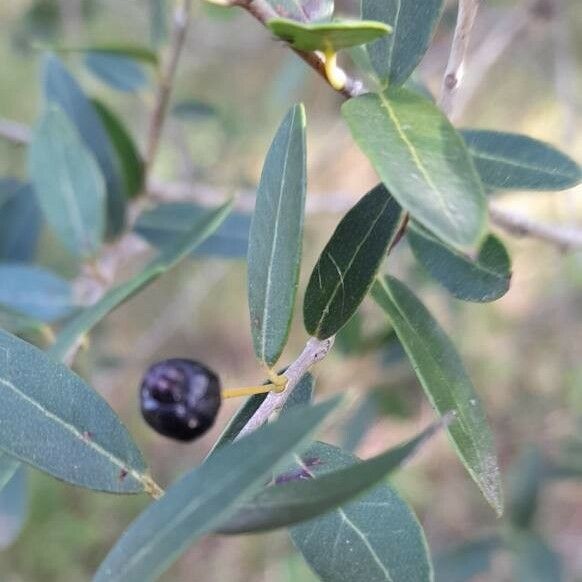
[268,19,391,52]
[343,88,487,249]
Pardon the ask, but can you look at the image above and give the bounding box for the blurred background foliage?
[0,0,581,580]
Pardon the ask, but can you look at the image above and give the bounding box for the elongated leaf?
[171,100,218,121]
[371,276,503,514]
[217,419,442,533]
[85,53,148,93]
[511,533,562,582]
[0,183,42,262]
[49,201,232,361]
[304,184,402,339]
[55,43,159,65]
[342,88,487,249]
[409,225,511,302]
[435,537,500,582]
[268,19,391,52]
[94,398,340,582]
[248,104,306,366]
[0,264,75,322]
[92,99,144,199]
[43,54,126,236]
[28,106,106,258]
[0,330,147,493]
[362,0,443,85]
[135,203,250,258]
[0,452,20,492]
[290,442,432,582]
[461,130,582,191]
[0,465,27,549]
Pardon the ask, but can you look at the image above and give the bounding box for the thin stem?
[236,336,335,439]
[222,383,280,399]
[439,0,481,120]
[144,0,193,179]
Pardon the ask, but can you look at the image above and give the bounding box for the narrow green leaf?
[290,442,432,582]
[49,201,232,361]
[43,54,126,237]
[92,99,144,199]
[171,100,218,121]
[267,19,391,52]
[434,537,500,582]
[0,330,147,493]
[342,88,487,249]
[511,533,563,582]
[304,184,402,339]
[135,202,250,258]
[0,264,75,322]
[409,225,511,303]
[248,104,306,366]
[217,418,443,534]
[149,0,168,47]
[28,105,106,258]
[362,0,443,85]
[0,452,20,492]
[52,43,159,65]
[85,53,148,93]
[461,130,582,191]
[94,398,340,582]
[0,465,27,549]
[0,183,42,262]
[371,276,503,514]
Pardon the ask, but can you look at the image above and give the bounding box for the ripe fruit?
[140,358,221,441]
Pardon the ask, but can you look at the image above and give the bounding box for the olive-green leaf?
[217,418,443,534]
[290,442,432,582]
[342,88,487,249]
[0,465,27,549]
[28,106,106,258]
[43,54,126,237]
[93,398,340,582]
[408,225,511,302]
[50,43,159,66]
[268,19,391,52]
[92,99,144,199]
[371,276,503,514]
[49,201,232,361]
[362,0,443,85]
[0,264,76,322]
[0,330,148,493]
[248,104,306,366]
[304,184,402,339]
[461,130,582,191]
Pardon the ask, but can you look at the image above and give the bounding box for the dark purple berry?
[140,358,221,441]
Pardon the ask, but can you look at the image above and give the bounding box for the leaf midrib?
[313,196,391,337]
[377,92,455,229]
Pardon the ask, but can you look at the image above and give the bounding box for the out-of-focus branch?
[489,205,582,251]
[439,0,481,119]
[144,0,194,177]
